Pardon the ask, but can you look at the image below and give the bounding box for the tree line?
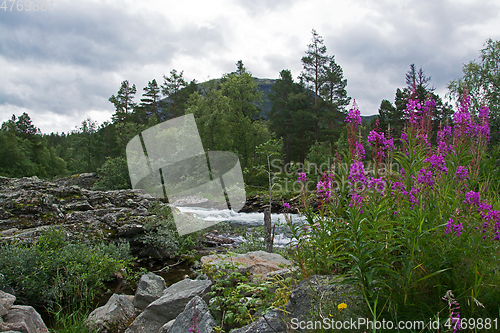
[1,31,499,191]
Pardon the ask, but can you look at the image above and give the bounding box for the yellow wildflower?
[338,303,347,311]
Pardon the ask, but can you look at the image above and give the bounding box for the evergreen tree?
[269,69,315,165]
[161,69,187,119]
[300,29,329,141]
[219,61,263,167]
[319,55,350,151]
[109,80,137,123]
[134,79,161,123]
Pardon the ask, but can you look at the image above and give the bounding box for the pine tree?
[136,79,161,122]
[161,69,187,119]
[300,29,329,141]
[109,80,137,123]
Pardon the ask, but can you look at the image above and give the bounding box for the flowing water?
[176,206,305,247]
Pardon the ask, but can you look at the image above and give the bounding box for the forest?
[0,31,499,195]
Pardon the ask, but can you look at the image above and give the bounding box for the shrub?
[0,228,132,309]
[140,202,202,258]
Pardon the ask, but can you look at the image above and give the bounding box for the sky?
[1,0,499,134]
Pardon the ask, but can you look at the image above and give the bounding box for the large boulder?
[200,251,292,280]
[230,275,366,333]
[287,275,365,323]
[86,294,136,332]
[165,296,216,333]
[0,175,160,246]
[0,291,16,317]
[125,279,212,333]
[230,309,287,333]
[3,305,49,333]
[133,272,166,311]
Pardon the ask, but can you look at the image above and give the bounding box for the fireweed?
[284,93,500,329]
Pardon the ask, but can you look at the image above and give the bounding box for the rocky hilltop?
[0,174,160,248]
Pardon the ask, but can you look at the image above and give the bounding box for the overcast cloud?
[1,0,499,134]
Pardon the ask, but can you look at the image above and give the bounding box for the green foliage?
[92,156,131,191]
[268,69,315,165]
[0,228,132,309]
[448,38,500,144]
[161,69,188,119]
[201,258,295,332]
[109,80,137,123]
[49,305,99,333]
[0,113,67,179]
[140,203,202,258]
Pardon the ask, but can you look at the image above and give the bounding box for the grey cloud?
[0,2,227,70]
[0,0,229,122]
[235,0,303,16]
[320,0,500,113]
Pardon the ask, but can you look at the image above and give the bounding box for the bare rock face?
[86,294,136,332]
[200,250,292,279]
[0,175,162,247]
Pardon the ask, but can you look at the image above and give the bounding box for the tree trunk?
[264,208,273,253]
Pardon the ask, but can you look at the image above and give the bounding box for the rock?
[286,275,365,329]
[0,290,16,312]
[133,272,166,311]
[0,175,164,249]
[125,279,212,333]
[52,173,99,189]
[230,308,287,333]
[86,293,136,332]
[158,320,175,333]
[202,233,234,247]
[200,251,292,279]
[4,305,49,333]
[0,228,18,236]
[165,296,216,333]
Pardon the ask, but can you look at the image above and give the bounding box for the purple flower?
[453,222,464,237]
[348,160,367,186]
[297,172,308,182]
[369,177,386,194]
[443,290,461,333]
[349,193,363,210]
[454,166,469,183]
[445,218,453,234]
[424,154,448,175]
[344,102,362,126]
[391,181,405,195]
[283,202,291,209]
[402,187,420,209]
[416,168,433,189]
[453,93,473,141]
[316,180,332,200]
[401,132,409,144]
[354,141,365,160]
[463,191,480,206]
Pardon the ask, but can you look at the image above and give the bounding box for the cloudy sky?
[1,0,499,134]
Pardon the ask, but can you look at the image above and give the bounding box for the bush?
[0,228,132,309]
[140,202,202,258]
[92,156,131,191]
